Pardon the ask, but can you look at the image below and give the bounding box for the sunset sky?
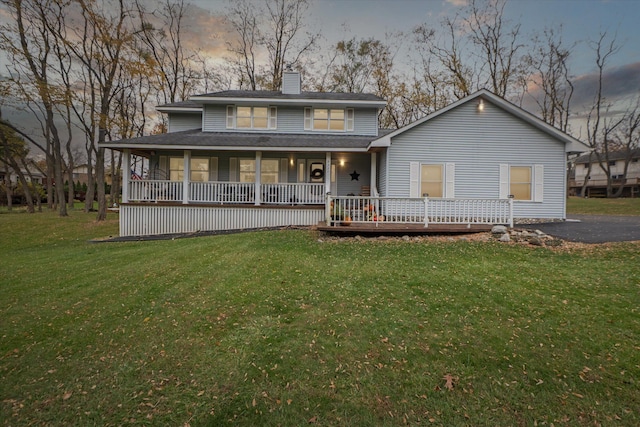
[1,0,639,143]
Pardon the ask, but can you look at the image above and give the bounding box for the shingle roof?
[102,129,394,151]
[191,90,385,102]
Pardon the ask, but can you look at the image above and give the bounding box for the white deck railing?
[327,196,513,227]
[260,183,325,205]
[128,180,325,205]
[129,180,183,202]
[190,181,255,204]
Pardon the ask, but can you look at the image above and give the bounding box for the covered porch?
[121,149,377,206]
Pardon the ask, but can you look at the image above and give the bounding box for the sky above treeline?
[188,0,640,138]
[1,0,639,144]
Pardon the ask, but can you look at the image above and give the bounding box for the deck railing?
[327,196,513,227]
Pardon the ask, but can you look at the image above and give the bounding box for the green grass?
[567,196,640,215]
[1,208,639,426]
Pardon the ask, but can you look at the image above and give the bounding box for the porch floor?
[317,221,493,235]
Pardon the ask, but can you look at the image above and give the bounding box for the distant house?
[0,168,46,186]
[570,148,640,197]
[101,71,586,237]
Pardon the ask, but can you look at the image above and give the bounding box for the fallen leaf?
[252,398,257,407]
[62,391,72,401]
[443,374,456,391]
[308,416,317,423]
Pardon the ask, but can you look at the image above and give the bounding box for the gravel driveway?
[531,215,640,243]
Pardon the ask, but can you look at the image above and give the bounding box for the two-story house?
[571,149,640,197]
[102,70,586,237]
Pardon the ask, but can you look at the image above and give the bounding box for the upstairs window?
[227,106,277,129]
[304,108,354,132]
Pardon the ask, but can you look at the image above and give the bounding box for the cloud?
[445,0,468,7]
[571,61,640,112]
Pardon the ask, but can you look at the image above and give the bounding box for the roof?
[369,89,588,154]
[574,148,640,164]
[190,90,386,108]
[156,100,202,113]
[101,129,394,153]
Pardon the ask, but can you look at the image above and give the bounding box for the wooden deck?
[317,221,493,235]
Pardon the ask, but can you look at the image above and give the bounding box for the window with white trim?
[420,164,443,197]
[510,166,531,200]
[499,164,543,202]
[238,159,281,183]
[226,106,277,129]
[409,162,455,198]
[168,157,217,181]
[304,107,354,132]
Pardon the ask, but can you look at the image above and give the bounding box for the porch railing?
[129,180,183,202]
[327,196,513,227]
[128,180,325,205]
[190,181,255,204]
[260,183,325,205]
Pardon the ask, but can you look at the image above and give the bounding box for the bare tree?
[581,32,625,198]
[225,0,319,91]
[526,27,574,132]
[0,0,69,216]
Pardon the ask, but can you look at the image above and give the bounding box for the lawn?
[567,196,640,215]
[1,207,639,426]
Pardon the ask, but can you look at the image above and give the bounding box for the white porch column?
[370,152,377,196]
[255,151,262,205]
[183,150,191,204]
[325,152,331,195]
[121,149,130,203]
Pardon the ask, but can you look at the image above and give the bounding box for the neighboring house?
[570,149,640,197]
[101,71,586,237]
[0,168,46,186]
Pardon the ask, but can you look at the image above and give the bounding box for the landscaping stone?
[491,225,508,234]
[529,236,544,246]
[499,233,511,242]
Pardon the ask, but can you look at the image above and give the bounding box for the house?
[101,70,586,237]
[570,148,640,197]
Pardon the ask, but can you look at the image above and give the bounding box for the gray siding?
[384,100,567,219]
[377,150,387,195]
[202,104,379,136]
[335,153,371,195]
[168,113,202,132]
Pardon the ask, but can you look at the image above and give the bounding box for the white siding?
[385,99,567,219]
[120,204,324,237]
[168,113,202,132]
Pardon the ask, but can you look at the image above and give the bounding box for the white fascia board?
[368,135,391,148]
[156,106,203,113]
[100,144,369,153]
[190,96,386,108]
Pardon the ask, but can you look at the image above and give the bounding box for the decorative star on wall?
[350,170,360,181]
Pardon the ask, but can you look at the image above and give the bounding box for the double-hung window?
[304,108,354,132]
[238,159,281,183]
[227,106,277,129]
[409,162,455,198]
[168,157,217,181]
[500,164,544,201]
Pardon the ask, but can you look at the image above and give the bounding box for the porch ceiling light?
[340,159,345,166]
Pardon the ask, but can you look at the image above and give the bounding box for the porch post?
[370,152,377,196]
[325,152,331,195]
[121,149,130,203]
[183,150,191,204]
[255,151,262,205]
